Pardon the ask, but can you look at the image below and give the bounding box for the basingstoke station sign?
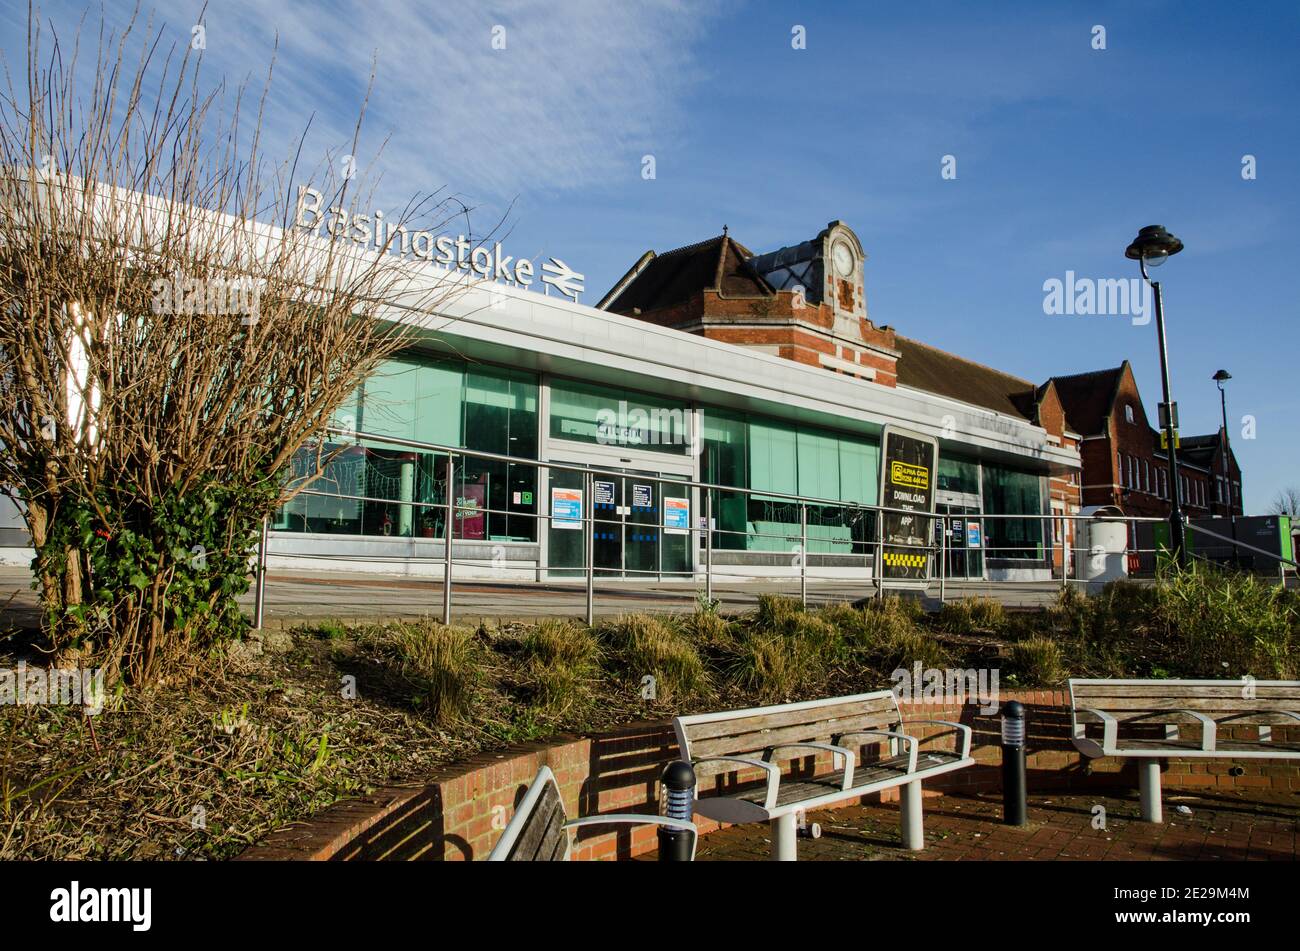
[294,186,585,302]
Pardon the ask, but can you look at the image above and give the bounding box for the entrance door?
[547,467,692,580]
[939,503,985,580]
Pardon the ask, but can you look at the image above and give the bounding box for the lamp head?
[1126,225,1184,269]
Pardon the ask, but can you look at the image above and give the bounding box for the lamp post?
[1126,225,1186,568]
[1213,369,1238,566]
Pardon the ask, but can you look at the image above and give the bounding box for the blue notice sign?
[967,523,981,547]
[663,497,689,534]
[551,487,583,529]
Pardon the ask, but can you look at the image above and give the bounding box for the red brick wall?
[623,288,901,388]
[237,691,1299,862]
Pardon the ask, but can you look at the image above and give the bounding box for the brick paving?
[691,788,1300,861]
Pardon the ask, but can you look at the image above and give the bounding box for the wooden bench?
[486,765,697,861]
[1069,678,1300,822]
[674,691,974,860]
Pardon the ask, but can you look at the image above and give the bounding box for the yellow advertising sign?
[890,460,930,490]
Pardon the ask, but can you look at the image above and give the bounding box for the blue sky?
[3,1,1297,510]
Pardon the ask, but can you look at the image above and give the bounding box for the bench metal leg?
[771,813,798,861]
[1138,758,1163,823]
[900,780,924,850]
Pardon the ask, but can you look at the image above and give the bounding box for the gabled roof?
[597,233,774,313]
[895,336,1038,421]
[1047,364,1127,436]
[1179,433,1224,450]
[1178,431,1231,469]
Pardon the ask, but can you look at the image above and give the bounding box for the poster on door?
[593,480,616,506]
[632,483,653,509]
[663,497,690,535]
[550,487,583,529]
[878,426,937,584]
[455,483,486,540]
[966,523,982,548]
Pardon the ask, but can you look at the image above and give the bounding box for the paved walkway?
[0,565,1075,628]
[691,788,1300,861]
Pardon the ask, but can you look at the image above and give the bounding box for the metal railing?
[247,427,1293,625]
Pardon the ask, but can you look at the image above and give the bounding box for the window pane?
[981,465,1043,560]
[278,356,538,541]
[938,454,980,495]
[548,378,688,453]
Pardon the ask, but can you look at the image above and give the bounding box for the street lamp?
[1126,225,1186,568]
[1213,369,1237,565]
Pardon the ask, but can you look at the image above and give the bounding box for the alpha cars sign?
[294,186,585,301]
[878,426,938,584]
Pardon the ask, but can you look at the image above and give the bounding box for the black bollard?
[1001,700,1027,826]
[658,760,696,861]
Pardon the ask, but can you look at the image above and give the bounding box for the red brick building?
[1046,362,1244,559]
[597,222,900,385]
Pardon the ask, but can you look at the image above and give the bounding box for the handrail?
[245,425,1285,628]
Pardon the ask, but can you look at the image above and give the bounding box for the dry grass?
[1008,636,1065,686]
[600,614,709,703]
[387,622,479,724]
[938,596,1006,633]
[517,619,601,717]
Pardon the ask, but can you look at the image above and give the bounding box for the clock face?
[832,241,854,277]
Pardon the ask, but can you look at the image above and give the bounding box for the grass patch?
[729,631,816,702]
[938,596,1005,633]
[678,607,734,648]
[1007,636,1065,686]
[517,619,600,717]
[388,621,479,724]
[600,614,708,703]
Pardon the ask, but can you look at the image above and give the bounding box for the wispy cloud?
[3,0,724,208]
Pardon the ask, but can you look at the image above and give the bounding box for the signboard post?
[878,427,938,589]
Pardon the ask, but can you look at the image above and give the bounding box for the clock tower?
[821,221,867,343]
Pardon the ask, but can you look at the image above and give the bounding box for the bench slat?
[1073,684,1299,699]
[508,781,566,862]
[682,696,899,744]
[1074,697,1300,713]
[688,710,900,762]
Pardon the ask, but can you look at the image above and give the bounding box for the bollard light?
[1001,700,1026,746]
[658,760,696,862]
[1000,700,1027,826]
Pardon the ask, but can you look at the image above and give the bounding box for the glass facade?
[702,409,879,554]
[981,464,1044,560]
[938,454,980,495]
[273,349,1050,570]
[276,355,539,541]
[549,378,690,454]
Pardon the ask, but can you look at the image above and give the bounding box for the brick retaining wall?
[237,690,1300,861]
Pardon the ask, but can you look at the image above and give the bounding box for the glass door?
[546,467,586,577]
[592,475,623,576]
[624,474,659,579]
[544,465,693,579]
[939,503,985,580]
